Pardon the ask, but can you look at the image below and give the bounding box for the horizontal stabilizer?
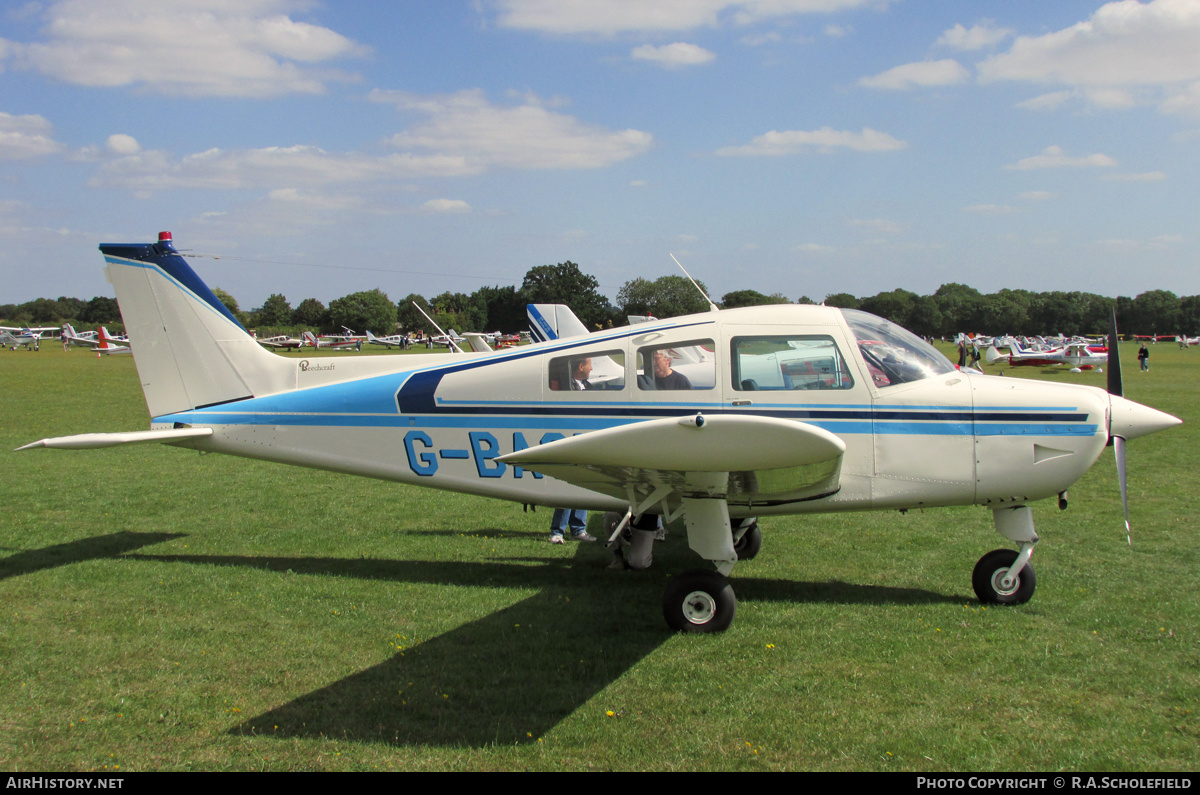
[16,428,213,451]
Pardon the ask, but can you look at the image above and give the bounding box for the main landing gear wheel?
[733,520,761,560]
[972,549,1036,605]
[663,569,737,633]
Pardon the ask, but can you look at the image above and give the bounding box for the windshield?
[840,308,957,387]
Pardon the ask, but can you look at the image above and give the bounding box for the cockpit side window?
[731,336,854,391]
[548,350,625,392]
[840,308,957,387]
[637,340,715,391]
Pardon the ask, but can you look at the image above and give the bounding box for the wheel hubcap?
[991,567,1019,597]
[682,590,717,624]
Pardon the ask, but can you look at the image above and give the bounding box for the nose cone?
[1110,395,1182,441]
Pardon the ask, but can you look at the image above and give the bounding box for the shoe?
[550,534,565,544]
[572,530,596,542]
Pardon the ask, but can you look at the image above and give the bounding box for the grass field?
[2,342,1197,771]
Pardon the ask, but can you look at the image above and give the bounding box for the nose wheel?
[972,548,1036,605]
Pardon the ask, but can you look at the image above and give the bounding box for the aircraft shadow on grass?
[0,531,184,581]
[4,531,959,748]
[112,537,960,748]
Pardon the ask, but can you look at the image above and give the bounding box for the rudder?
[100,232,293,418]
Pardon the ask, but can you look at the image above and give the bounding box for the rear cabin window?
[732,336,854,391]
[548,351,625,392]
[636,340,715,391]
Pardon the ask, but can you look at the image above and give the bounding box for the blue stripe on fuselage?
[156,404,1097,438]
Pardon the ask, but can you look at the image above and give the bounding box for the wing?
[497,413,844,507]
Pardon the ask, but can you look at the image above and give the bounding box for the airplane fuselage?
[154,307,1114,518]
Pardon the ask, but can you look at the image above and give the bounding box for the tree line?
[4,267,1197,338]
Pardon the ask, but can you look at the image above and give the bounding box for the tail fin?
[526,303,590,343]
[302,331,318,347]
[100,232,293,418]
[463,332,494,353]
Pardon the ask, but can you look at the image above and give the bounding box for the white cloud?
[106,133,141,155]
[422,199,472,214]
[1005,145,1116,171]
[740,31,782,46]
[490,0,893,36]
[1083,86,1138,109]
[631,42,716,68]
[93,89,653,194]
[1019,191,1056,200]
[1015,90,1073,111]
[13,0,368,97]
[979,0,1200,112]
[1160,81,1200,115]
[936,22,1014,51]
[90,144,474,194]
[0,111,64,159]
[858,59,970,90]
[715,126,906,156]
[374,88,653,171]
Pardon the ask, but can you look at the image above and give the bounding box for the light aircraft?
[61,323,100,348]
[365,330,410,349]
[18,233,1181,633]
[256,333,305,351]
[301,331,362,352]
[430,329,466,348]
[1,325,59,351]
[93,326,131,355]
[986,340,1107,371]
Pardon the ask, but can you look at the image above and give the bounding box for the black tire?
[733,519,761,560]
[663,569,736,633]
[972,549,1036,605]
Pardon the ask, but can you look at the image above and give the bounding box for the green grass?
[2,344,1198,771]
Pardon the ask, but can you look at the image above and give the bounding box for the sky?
[2,0,1200,310]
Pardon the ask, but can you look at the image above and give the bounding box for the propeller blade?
[1107,308,1123,398]
[1114,435,1131,545]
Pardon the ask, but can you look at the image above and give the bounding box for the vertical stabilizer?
[527,303,591,342]
[100,232,293,418]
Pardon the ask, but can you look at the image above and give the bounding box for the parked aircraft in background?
[365,330,409,349]
[986,340,1107,371]
[301,331,362,351]
[61,324,100,347]
[93,326,131,355]
[19,233,1181,633]
[1,325,59,351]
[256,333,305,351]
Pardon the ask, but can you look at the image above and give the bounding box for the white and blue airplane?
[1,325,60,351]
[18,232,1181,632]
